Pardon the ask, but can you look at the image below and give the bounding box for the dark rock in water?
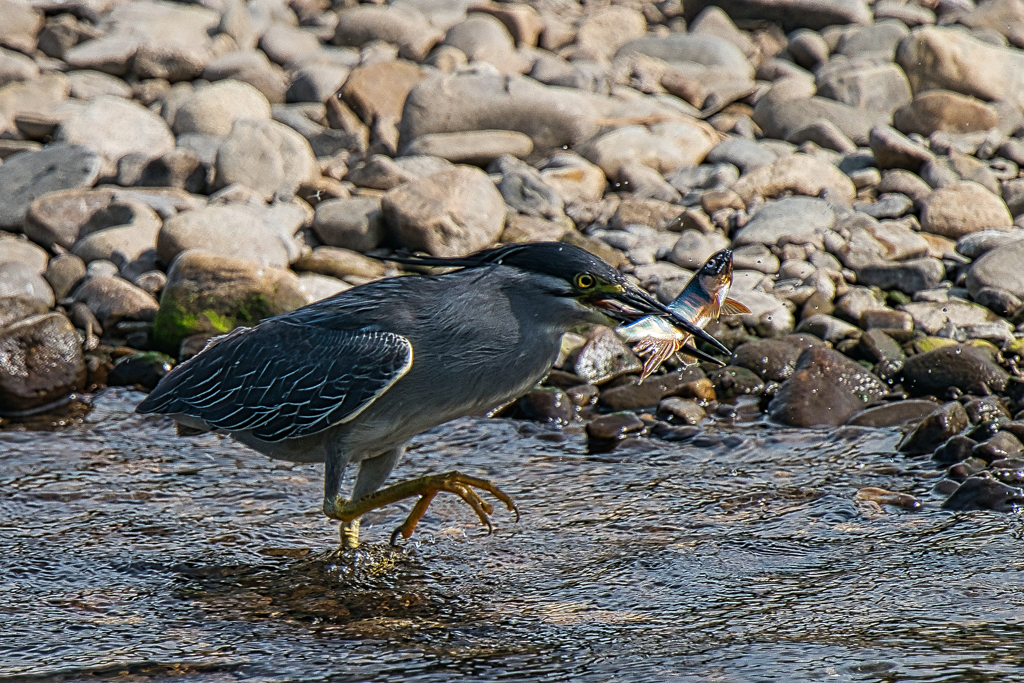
[767,346,888,427]
[586,412,646,441]
[658,397,706,425]
[599,367,706,411]
[707,366,765,400]
[0,295,49,330]
[855,487,922,510]
[649,422,701,442]
[967,418,1011,442]
[730,338,803,382]
[972,432,1024,464]
[963,396,1010,424]
[859,328,905,364]
[989,458,1024,485]
[942,472,1024,512]
[106,351,174,391]
[898,401,969,455]
[0,313,86,412]
[845,399,939,427]
[544,369,587,390]
[901,345,1009,397]
[947,457,987,483]
[565,384,599,408]
[1004,378,1024,405]
[932,435,977,465]
[999,421,1024,443]
[519,387,575,425]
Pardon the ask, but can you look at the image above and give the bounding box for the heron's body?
[137,243,729,546]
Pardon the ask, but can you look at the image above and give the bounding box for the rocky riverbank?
[1,0,1023,510]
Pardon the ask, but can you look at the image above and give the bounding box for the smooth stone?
[0,313,85,412]
[815,56,912,114]
[893,90,1000,137]
[519,387,574,425]
[574,326,642,385]
[44,253,86,301]
[682,0,870,31]
[933,435,978,464]
[902,345,1009,396]
[381,166,506,257]
[313,196,386,253]
[705,137,775,174]
[297,273,350,304]
[73,276,158,328]
[877,169,933,203]
[846,399,940,427]
[575,6,647,58]
[767,345,887,427]
[966,240,1024,299]
[151,249,307,353]
[158,203,307,269]
[68,199,161,267]
[668,230,730,270]
[215,119,320,200]
[0,295,49,329]
[658,397,707,425]
[919,181,1012,238]
[855,193,913,219]
[286,63,351,104]
[333,5,443,62]
[730,153,856,204]
[616,33,753,79]
[471,3,544,48]
[899,401,970,454]
[941,472,1024,511]
[973,431,1024,463]
[341,59,427,134]
[490,154,563,219]
[730,337,812,382]
[733,196,834,247]
[855,258,944,295]
[795,314,861,343]
[0,235,47,273]
[901,300,1002,336]
[586,412,646,441]
[578,122,717,181]
[730,289,796,337]
[869,124,934,172]
[599,367,708,411]
[292,246,386,281]
[0,262,54,306]
[403,130,533,166]
[753,90,880,148]
[538,153,607,205]
[707,366,765,399]
[0,144,101,230]
[55,95,174,165]
[854,487,922,510]
[443,14,527,75]
[171,80,272,136]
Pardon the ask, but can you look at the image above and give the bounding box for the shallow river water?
[1,389,1022,682]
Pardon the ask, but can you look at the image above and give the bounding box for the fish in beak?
[617,249,750,381]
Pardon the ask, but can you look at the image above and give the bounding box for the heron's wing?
[137,322,413,442]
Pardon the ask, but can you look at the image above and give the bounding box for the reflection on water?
[1,388,1023,682]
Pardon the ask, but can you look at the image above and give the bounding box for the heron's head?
[392,242,729,363]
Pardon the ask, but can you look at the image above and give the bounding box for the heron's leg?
[328,471,519,546]
[322,443,358,548]
[337,447,405,549]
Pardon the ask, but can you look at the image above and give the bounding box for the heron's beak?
[595,283,729,365]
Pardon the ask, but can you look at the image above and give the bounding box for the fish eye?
[574,273,596,289]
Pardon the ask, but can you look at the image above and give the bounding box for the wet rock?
[966,240,1024,300]
[171,80,271,136]
[382,166,505,257]
[333,5,443,62]
[796,314,860,344]
[292,247,386,282]
[899,401,970,455]
[519,387,574,425]
[855,258,944,295]
[215,119,319,200]
[73,276,158,329]
[919,181,1012,239]
[707,366,765,400]
[893,90,1000,137]
[730,338,806,384]
[658,397,706,425]
[902,345,1009,397]
[599,368,708,411]
[106,351,174,391]
[565,384,599,408]
[974,432,1024,464]
[855,487,922,510]
[152,249,307,353]
[845,400,940,427]
[964,396,1010,424]
[990,458,1024,486]
[941,472,1024,511]
[731,153,856,204]
[0,262,54,307]
[932,435,977,465]
[0,313,85,412]
[0,144,102,230]
[947,456,988,483]
[586,412,646,441]
[159,203,307,269]
[767,346,887,427]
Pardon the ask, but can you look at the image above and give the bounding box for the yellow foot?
[324,471,519,547]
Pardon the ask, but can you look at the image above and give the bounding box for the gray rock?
[381,166,506,257]
[574,326,642,384]
[0,295,49,330]
[404,130,533,167]
[868,124,934,171]
[877,169,933,203]
[586,412,646,441]
[658,397,707,425]
[67,70,132,100]
[902,345,1009,396]
[705,137,775,173]
[0,235,47,273]
[0,0,42,55]
[901,300,1002,335]
[0,313,85,412]
[519,387,575,425]
[893,90,1000,137]
[616,33,753,79]
[855,193,913,219]
[957,229,1024,259]
[600,368,710,411]
[44,253,86,300]
[733,196,834,246]
[795,314,861,343]
[730,338,807,382]
[835,19,910,58]
[898,401,969,454]
[919,181,1012,238]
[0,262,55,307]
[668,230,731,270]
[215,119,320,200]
[313,196,386,253]
[73,276,159,328]
[0,144,101,230]
[333,5,443,62]
[942,472,1024,511]
[767,345,887,427]
[172,80,271,136]
[158,203,307,269]
[53,93,170,165]
[490,155,563,218]
[974,432,1024,463]
[730,153,856,204]
[682,0,870,31]
[293,246,387,282]
[286,63,351,104]
[258,23,321,67]
[815,56,912,114]
[846,399,940,427]
[443,14,527,74]
[966,240,1024,299]
[856,258,944,294]
[754,92,881,147]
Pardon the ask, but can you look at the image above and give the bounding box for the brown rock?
[919,181,1012,238]
[0,313,85,412]
[893,90,999,137]
[341,60,427,127]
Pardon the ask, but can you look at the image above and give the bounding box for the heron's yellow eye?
[574,273,596,289]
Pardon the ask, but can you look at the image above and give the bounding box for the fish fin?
[635,339,681,381]
[720,298,751,315]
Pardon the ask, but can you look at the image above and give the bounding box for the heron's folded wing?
[137,322,413,442]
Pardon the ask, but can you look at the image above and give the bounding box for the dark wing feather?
[137,321,412,442]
